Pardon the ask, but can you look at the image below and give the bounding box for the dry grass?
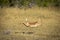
[0,7,60,40]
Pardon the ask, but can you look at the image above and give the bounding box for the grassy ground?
[0,7,60,40]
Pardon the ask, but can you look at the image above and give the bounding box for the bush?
[0,0,60,8]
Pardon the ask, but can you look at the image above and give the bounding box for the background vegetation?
[0,0,60,8]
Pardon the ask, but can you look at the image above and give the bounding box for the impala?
[23,18,41,27]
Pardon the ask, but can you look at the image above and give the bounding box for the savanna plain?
[0,7,60,40]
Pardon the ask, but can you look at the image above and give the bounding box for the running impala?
[23,18,41,27]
